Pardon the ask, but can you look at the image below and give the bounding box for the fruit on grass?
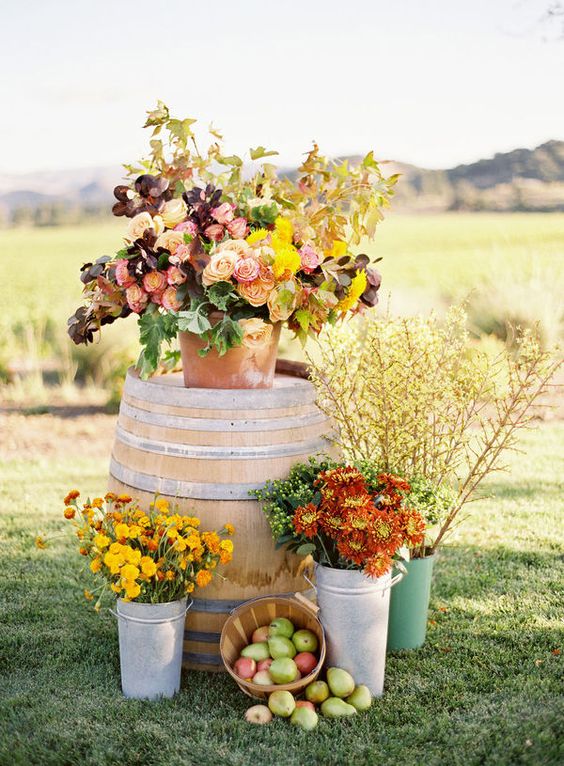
[290,706,319,731]
[241,642,270,661]
[245,705,272,725]
[252,670,273,686]
[257,658,273,672]
[268,636,297,659]
[305,680,330,704]
[294,652,318,676]
[234,657,256,680]
[326,667,355,698]
[320,697,357,718]
[252,626,270,643]
[269,658,299,684]
[346,684,372,712]
[292,629,318,653]
[295,700,316,711]
[269,617,295,639]
[268,690,296,718]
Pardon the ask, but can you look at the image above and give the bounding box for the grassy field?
[1,418,562,766]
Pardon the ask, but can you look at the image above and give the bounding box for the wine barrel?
[108,368,333,671]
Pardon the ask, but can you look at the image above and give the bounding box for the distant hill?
[1,141,563,225]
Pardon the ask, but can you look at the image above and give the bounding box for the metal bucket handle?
[303,570,403,593]
[109,598,192,625]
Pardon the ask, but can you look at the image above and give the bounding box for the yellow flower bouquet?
[62,489,234,606]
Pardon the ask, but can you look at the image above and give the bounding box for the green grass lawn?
[1,421,562,766]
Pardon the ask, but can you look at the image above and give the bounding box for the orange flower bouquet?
[61,490,234,606]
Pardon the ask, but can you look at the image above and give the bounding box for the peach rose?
[237,279,271,307]
[227,217,248,239]
[234,256,260,283]
[204,223,224,242]
[125,212,164,242]
[202,251,238,287]
[239,318,273,349]
[155,230,185,255]
[211,202,234,225]
[143,271,168,293]
[150,290,164,305]
[167,266,187,286]
[161,198,187,228]
[114,259,135,288]
[267,288,296,322]
[125,284,149,314]
[257,262,275,291]
[161,285,182,311]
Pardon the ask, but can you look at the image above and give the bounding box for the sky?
[0,0,562,174]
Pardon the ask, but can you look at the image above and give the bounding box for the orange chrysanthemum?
[364,552,393,578]
[397,508,426,548]
[368,509,404,556]
[318,466,368,501]
[293,503,321,539]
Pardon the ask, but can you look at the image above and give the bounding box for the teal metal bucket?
[387,555,435,651]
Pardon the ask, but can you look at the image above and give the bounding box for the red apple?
[252,625,270,643]
[295,700,316,711]
[294,652,318,676]
[257,658,273,672]
[234,656,256,680]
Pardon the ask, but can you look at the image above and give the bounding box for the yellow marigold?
[115,523,130,539]
[128,525,142,540]
[274,216,294,243]
[196,569,213,588]
[104,552,123,574]
[90,558,102,573]
[179,558,187,571]
[122,547,141,565]
[117,494,132,503]
[94,533,111,550]
[220,539,234,554]
[64,490,80,505]
[123,580,141,599]
[109,542,123,555]
[84,589,94,601]
[186,533,201,550]
[155,497,170,513]
[165,570,175,581]
[167,527,179,540]
[176,538,187,552]
[120,564,140,581]
[35,536,47,550]
[224,523,235,535]
[272,246,301,280]
[246,228,269,245]
[111,582,121,593]
[91,497,104,509]
[202,531,221,554]
[64,507,75,520]
[184,516,201,528]
[337,270,367,313]
[140,556,157,577]
[104,492,117,503]
[185,582,195,593]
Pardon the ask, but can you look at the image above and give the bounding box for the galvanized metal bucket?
[111,597,190,700]
[312,564,402,696]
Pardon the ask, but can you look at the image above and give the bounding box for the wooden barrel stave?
[108,369,333,670]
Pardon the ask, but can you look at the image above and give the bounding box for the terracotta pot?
[178,319,281,389]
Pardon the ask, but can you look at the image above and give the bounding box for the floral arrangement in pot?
[41,490,234,699]
[67,102,397,388]
[253,459,425,695]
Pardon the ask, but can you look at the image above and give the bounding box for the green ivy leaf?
[294,309,311,332]
[296,543,316,556]
[206,281,239,311]
[210,316,243,357]
[136,308,178,379]
[177,298,212,336]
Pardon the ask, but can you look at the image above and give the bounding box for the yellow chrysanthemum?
[274,216,294,243]
[337,270,367,313]
[246,228,269,244]
[109,542,123,555]
[140,556,157,577]
[90,558,102,573]
[327,240,348,259]
[272,246,301,280]
[94,533,111,550]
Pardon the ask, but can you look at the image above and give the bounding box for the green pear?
[268,690,296,718]
[269,657,298,684]
[292,629,318,653]
[326,667,355,698]
[241,642,270,661]
[269,617,295,639]
[320,697,357,718]
[290,706,319,731]
[268,636,297,659]
[346,684,372,712]
[305,680,330,704]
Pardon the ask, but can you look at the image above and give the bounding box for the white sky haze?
[1,0,562,174]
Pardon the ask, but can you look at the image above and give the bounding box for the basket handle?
[293,591,319,614]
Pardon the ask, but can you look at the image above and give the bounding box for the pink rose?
[204,223,225,242]
[234,256,260,283]
[167,266,187,286]
[299,244,321,274]
[125,284,149,314]
[211,202,235,225]
[114,259,135,288]
[143,271,168,293]
[174,220,199,236]
[161,285,182,312]
[172,243,191,264]
[227,217,248,239]
[150,290,164,305]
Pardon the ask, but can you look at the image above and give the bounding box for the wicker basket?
[220,593,326,700]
